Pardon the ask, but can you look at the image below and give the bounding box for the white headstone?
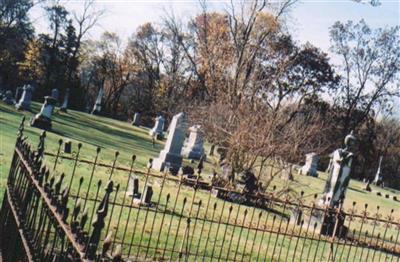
[182,125,204,160]
[319,132,356,208]
[373,156,383,184]
[92,86,103,114]
[149,116,165,138]
[16,85,33,111]
[299,153,319,177]
[152,113,187,172]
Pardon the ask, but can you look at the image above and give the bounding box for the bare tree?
[330,20,400,137]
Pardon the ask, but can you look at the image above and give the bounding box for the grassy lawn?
[1,101,400,261]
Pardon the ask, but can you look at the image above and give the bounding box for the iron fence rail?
[0,117,399,261]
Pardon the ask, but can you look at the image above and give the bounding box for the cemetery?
[0,0,399,261]
[1,100,400,261]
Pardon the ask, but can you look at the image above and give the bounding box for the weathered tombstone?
[15,85,33,111]
[292,132,356,238]
[373,156,383,185]
[60,88,70,112]
[182,125,205,160]
[152,113,187,172]
[2,90,14,105]
[149,115,165,139]
[319,132,356,208]
[313,131,356,238]
[141,185,153,205]
[127,175,140,198]
[131,112,141,126]
[91,86,103,115]
[31,96,57,130]
[299,153,320,177]
[64,140,72,154]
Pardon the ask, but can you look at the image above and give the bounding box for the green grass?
[1,101,400,261]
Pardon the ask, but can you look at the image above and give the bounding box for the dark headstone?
[181,166,195,176]
[377,192,382,196]
[237,170,258,194]
[2,90,14,105]
[132,178,139,196]
[142,185,153,205]
[64,140,72,154]
[364,181,372,192]
[385,194,389,199]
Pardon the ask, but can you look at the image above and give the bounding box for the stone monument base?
[152,150,182,173]
[31,114,52,130]
[291,207,347,238]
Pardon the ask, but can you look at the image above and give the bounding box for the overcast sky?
[29,0,400,116]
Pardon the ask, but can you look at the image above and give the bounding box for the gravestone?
[149,116,165,139]
[60,88,70,112]
[31,96,57,130]
[64,140,72,154]
[2,90,14,105]
[152,113,186,172]
[132,113,141,126]
[92,86,103,115]
[293,132,357,238]
[319,131,356,208]
[142,185,153,205]
[182,125,205,160]
[364,180,372,192]
[51,88,60,102]
[373,156,383,185]
[299,153,320,177]
[127,175,140,198]
[15,85,33,111]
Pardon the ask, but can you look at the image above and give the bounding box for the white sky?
[29,0,400,116]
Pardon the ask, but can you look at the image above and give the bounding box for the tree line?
[1,0,399,188]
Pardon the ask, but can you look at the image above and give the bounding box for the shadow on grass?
[49,111,162,156]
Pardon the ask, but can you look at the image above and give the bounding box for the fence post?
[85,180,114,260]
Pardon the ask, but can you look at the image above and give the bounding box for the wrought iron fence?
[1,117,400,261]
